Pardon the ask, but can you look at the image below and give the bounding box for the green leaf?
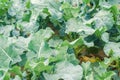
[104,42,120,57]
[0,35,23,79]
[22,10,32,22]
[65,18,95,35]
[13,75,21,80]
[43,61,83,80]
[82,0,90,4]
[94,10,114,30]
[9,66,22,77]
[48,37,63,48]
[0,36,21,67]
[4,44,22,64]
[3,72,10,80]
[0,35,8,48]
[99,0,119,8]
[61,2,80,20]
[81,62,91,77]
[102,71,115,80]
[101,32,109,42]
[71,7,80,17]
[110,5,119,21]
[0,0,11,16]
[0,48,11,69]
[0,25,13,37]
[49,46,68,63]
[0,0,119,80]
[26,0,31,8]
[34,62,53,75]
[70,37,84,48]
[28,28,54,58]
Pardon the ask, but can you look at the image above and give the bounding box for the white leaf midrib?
[38,29,47,58]
[0,47,13,61]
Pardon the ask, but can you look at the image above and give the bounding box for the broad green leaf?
[31,0,45,5]
[82,0,90,4]
[4,44,22,64]
[0,0,11,16]
[93,64,115,80]
[0,35,8,48]
[49,46,68,63]
[26,0,31,8]
[82,61,115,80]
[93,10,114,30]
[102,71,115,80]
[3,72,10,80]
[22,10,32,22]
[48,37,63,48]
[101,32,109,42]
[65,18,95,35]
[70,37,84,48]
[104,42,120,57]
[28,28,53,58]
[48,0,62,19]
[8,36,31,55]
[8,0,24,19]
[112,72,120,80]
[85,72,94,80]
[71,7,80,17]
[99,0,119,8]
[81,62,91,77]
[0,0,119,80]
[0,36,21,67]
[34,62,53,75]
[0,48,10,69]
[13,75,21,80]
[0,25,13,37]
[43,61,83,80]
[0,45,17,79]
[66,54,79,65]
[9,66,22,77]
[18,54,27,66]
[0,35,22,79]
[26,51,37,60]
[110,5,119,21]
[61,2,80,20]
[86,10,114,30]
